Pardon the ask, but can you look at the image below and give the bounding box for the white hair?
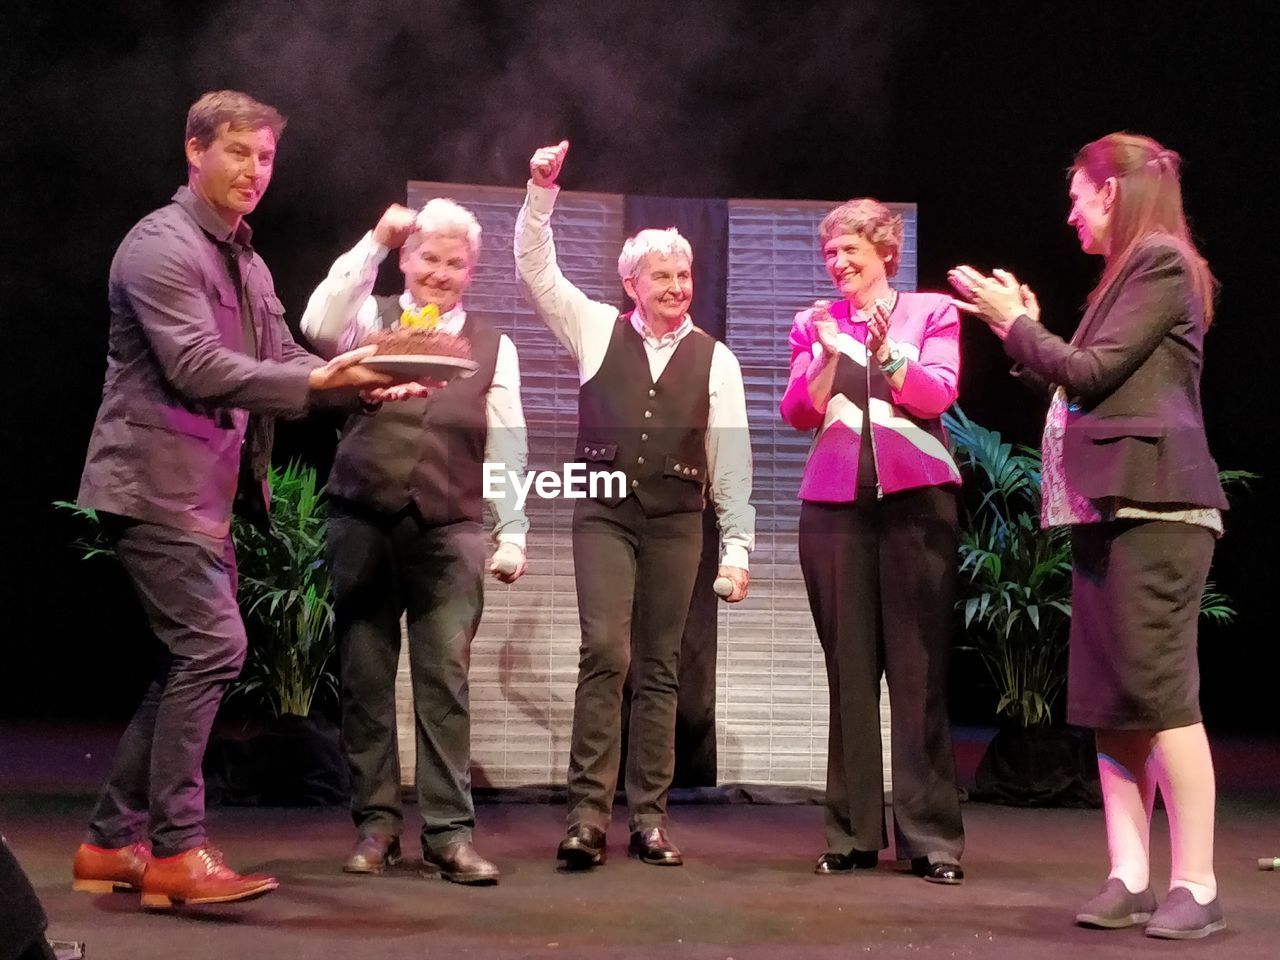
[405,197,482,260]
[617,227,693,282]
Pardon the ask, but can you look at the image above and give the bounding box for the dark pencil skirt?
[1066,519,1215,731]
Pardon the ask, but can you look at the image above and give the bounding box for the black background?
[2,1,1276,734]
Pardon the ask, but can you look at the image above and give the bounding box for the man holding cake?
[301,198,528,885]
[73,90,400,910]
[515,141,754,869]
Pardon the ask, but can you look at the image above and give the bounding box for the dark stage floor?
[3,725,1278,960]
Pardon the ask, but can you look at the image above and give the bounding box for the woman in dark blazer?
[952,133,1227,940]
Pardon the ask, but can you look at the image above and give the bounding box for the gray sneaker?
[1145,886,1226,940]
[1076,877,1158,929]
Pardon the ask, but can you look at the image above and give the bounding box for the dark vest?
[327,297,500,525]
[575,316,715,516]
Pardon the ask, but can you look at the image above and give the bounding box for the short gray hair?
[405,197,482,261]
[617,228,693,282]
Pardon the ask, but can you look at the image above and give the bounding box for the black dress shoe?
[556,825,607,870]
[814,850,879,874]
[422,841,500,885]
[343,834,401,874]
[910,857,964,885]
[628,828,683,866]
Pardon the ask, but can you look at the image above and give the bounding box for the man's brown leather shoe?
[343,834,401,874]
[140,845,278,908]
[628,828,683,866]
[421,841,499,886]
[556,824,606,870]
[72,842,150,893]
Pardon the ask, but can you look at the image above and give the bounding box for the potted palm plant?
[943,407,1244,806]
[230,460,337,720]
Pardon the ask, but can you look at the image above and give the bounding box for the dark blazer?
[78,187,321,539]
[1004,235,1226,509]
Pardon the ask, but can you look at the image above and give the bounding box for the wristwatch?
[879,343,906,375]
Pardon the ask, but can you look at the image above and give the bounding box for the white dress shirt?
[300,233,529,549]
[514,181,754,569]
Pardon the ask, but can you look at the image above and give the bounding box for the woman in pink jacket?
[781,198,965,884]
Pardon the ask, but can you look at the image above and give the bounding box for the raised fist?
[373,204,419,249]
[530,140,570,188]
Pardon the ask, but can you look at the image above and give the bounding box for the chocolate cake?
[362,328,472,359]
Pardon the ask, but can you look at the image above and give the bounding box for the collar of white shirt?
[629,311,693,348]
[397,292,466,336]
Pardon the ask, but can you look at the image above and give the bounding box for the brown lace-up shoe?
[140,845,278,908]
[72,842,150,893]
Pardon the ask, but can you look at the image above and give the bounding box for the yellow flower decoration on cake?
[399,303,441,330]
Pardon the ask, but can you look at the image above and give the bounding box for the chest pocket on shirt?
[254,292,287,360]
[210,283,239,335]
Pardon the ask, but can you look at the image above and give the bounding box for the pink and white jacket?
[780,292,961,501]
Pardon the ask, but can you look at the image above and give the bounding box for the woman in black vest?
[953,133,1227,940]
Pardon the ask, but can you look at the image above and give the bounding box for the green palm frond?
[231,460,337,717]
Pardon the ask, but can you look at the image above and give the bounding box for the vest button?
[637,456,645,465]
[648,388,656,398]
[640,433,648,441]
[691,468,698,476]
[631,479,639,488]
[644,411,652,419]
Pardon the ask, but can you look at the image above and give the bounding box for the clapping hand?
[530,140,570,188]
[810,300,839,355]
[948,266,1040,339]
[865,297,893,364]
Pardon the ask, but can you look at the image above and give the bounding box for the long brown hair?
[1073,133,1217,327]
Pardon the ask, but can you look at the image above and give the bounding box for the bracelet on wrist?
[879,355,907,376]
